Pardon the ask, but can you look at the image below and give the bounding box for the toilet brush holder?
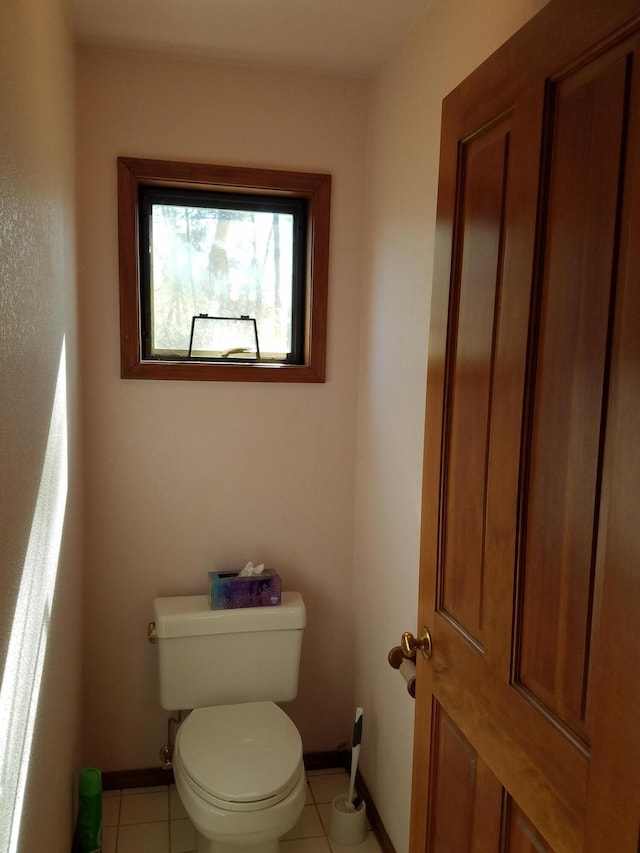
[329,794,367,846]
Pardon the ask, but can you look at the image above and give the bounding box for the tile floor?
[102,768,383,853]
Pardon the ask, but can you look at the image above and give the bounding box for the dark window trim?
[117,157,331,382]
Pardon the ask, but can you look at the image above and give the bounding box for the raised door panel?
[441,118,511,648]
[517,48,631,743]
[428,706,478,851]
[427,706,503,852]
[583,33,640,853]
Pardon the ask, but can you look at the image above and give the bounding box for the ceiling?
[66,0,431,77]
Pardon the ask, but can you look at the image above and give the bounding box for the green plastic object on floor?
[77,767,102,853]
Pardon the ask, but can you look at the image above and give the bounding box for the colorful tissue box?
[209,569,282,610]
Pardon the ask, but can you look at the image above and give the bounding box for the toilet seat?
[176,701,303,813]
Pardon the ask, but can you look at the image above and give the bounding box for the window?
[139,187,307,364]
[117,158,331,382]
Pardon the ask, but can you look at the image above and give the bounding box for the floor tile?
[117,820,170,853]
[281,838,332,853]
[316,802,332,834]
[308,773,350,804]
[109,772,381,853]
[102,790,121,827]
[170,787,189,820]
[283,804,324,840]
[120,789,169,824]
[170,817,197,852]
[328,831,383,852]
[101,824,117,853]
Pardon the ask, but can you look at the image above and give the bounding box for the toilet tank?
[153,591,306,711]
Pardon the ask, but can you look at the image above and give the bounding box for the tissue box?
[209,569,282,610]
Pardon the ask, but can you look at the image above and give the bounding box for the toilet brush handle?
[348,744,360,807]
[347,708,363,808]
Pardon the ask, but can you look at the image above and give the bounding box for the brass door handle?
[401,628,432,660]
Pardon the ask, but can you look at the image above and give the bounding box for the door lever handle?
[401,628,432,661]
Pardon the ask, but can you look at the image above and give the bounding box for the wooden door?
[410,0,640,850]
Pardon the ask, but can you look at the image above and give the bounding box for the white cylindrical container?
[329,794,367,846]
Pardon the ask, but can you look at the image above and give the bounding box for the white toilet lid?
[177,701,303,809]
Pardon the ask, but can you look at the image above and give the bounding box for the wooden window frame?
[117,157,331,382]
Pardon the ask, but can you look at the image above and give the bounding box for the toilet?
[153,591,307,853]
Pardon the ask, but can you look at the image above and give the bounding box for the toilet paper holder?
[388,645,417,698]
[388,627,432,699]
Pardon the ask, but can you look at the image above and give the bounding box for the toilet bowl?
[173,701,306,853]
[152,591,307,852]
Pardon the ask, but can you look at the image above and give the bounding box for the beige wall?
[0,0,82,850]
[76,49,368,769]
[354,0,550,849]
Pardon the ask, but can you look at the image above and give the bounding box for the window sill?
[121,359,326,383]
